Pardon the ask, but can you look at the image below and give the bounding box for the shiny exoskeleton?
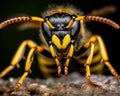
[0,5,120,93]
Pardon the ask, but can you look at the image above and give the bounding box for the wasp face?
[42,13,80,50]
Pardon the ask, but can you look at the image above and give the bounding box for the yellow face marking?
[52,34,71,49]
[51,35,61,49]
[62,34,71,49]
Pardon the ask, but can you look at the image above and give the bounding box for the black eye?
[42,22,51,37]
[70,21,80,37]
[41,22,52,45]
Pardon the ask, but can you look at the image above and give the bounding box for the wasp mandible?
[0,5,120,93]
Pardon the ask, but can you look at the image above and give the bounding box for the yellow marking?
[31,17,44,22]
[62,34,71,49]
[90,63,104,74]
[46,20,55,29]
[75,16,85,21]
[52,35,61,49]
[37,55,55,66]
[31,17,55,29]
[66,19,74,28]
[40,65,56,73]
[52,34,71,49]
[84,36,97,48]
[37,55,56,78]
[92,53,101,63]
[66,16,86,29]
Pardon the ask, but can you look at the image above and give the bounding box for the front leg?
[8,46,44,93]
[84,36,101,87]
[49,45,62,76]
[0,40,43,78]
[8,48,34,93]
[64,44,74,76]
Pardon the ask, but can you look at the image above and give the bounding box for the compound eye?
[42,22,51,37]
[71,21,80,36]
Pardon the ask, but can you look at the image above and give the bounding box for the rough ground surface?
[0,72,120,96]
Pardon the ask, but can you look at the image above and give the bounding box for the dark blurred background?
[0,0,120,79]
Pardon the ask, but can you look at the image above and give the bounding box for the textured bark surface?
[0,72,120,96]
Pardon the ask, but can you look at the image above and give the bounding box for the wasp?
[0,5,120,93]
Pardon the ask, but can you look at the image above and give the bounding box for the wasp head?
[42,13,80,50]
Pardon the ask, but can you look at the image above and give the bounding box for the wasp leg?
[83,36,102,87]
[84,43,101,87]
[84,35,120,87]
[64,44,74,76]
[96,36,120,79]
[0,40,44,78]
[8,46,42,93]
[49,45,62,76]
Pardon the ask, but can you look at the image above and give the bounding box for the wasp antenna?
[85,16,119,29]
[66,16,85,28]
[66,19,74,28]
[0,16,44,29]
[0,17,31,29]
[45,20,55,29]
